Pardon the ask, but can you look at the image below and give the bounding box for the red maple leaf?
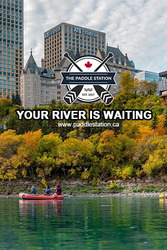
[85,61,92,69]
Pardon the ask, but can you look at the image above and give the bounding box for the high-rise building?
[0,0,23,98]
[44,22,106,69]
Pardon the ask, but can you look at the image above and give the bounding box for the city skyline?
[24,0,167,73]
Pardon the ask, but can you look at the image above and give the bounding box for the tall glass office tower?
[0,0,23,98]
[44,23,106,69]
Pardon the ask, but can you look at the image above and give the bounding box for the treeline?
[0,113,167,183]
[0,71,167,182]
[6,101,116,139]
[4,79,165,139]
[5,94,166,139]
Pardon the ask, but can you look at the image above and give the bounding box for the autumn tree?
[36,133,62,179]
[153,115,165,136]
[0,98,12,121]
[97,130,136,179]
[134,135,167,176]
[142,149,167,175]
[23,130,42,150]
[0,130,31,180]
[122,121,140,139]
[136,125,154,143]
[57,138,94,177]
[119,71,135,94]
[0,130,23,159]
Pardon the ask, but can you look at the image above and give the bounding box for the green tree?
[15,92,21,105]
[12,94,16,105]
[151,114,158,130]
[50,99,56,109]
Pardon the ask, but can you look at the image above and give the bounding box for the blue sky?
[24,0,167,73]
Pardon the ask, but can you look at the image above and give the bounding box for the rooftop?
[24,51,55,78]
[159,71,167,77]
[98,46,133,67]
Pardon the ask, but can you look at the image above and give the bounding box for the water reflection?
[159,198,165,209]
[19,199,63,219]
[1,197,167,249]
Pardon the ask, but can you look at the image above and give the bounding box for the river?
[0,196,167,249]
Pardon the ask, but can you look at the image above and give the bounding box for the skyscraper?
[44,22,106,69]
[0,0,23,98]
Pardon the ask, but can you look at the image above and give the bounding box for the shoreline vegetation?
[0,72,167,193]
[0,177,167,197]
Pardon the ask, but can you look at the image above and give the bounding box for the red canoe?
[19,193,63,200]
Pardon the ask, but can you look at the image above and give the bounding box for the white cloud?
[24,0,167,72]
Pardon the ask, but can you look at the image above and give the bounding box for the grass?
[62,184,125,195]
[132,185,167,193]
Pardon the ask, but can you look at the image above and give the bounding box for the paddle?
[159,194,165,198]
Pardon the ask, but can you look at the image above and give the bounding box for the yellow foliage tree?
[37,133,62,157]
[142,149,167,175]
[97,130,136,178]
[119,71,135,94]
[36,155,56,178]
[0,146,32,180]
[122,121,141,139]
[23,130,42,150]
[136,125,154,143]
[155,114,166,136]
[0,130,23,158]
[58,138,94,175]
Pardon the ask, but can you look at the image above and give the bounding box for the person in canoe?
[45,185,51,195]
[31,185,37,194]
[56,184,62,195]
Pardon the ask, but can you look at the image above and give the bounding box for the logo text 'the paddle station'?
[61,52,117,105]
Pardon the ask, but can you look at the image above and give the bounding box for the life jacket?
[31,188,36,194]
[46,188,51,194]
[56,185,61,195]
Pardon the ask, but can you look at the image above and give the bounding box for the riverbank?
[0,176,167,197]
[0,193,164,198]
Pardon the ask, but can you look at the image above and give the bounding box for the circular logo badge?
[61,53,116,105]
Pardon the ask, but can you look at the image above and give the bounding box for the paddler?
[45,185,51,195]
[56,184,62,195]
[31,185,37,194]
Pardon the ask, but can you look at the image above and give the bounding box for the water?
[0,197,167,249]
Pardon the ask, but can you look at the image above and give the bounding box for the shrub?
[81,171,90,181]
[109,181,124,192]
[121,166,134,180]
